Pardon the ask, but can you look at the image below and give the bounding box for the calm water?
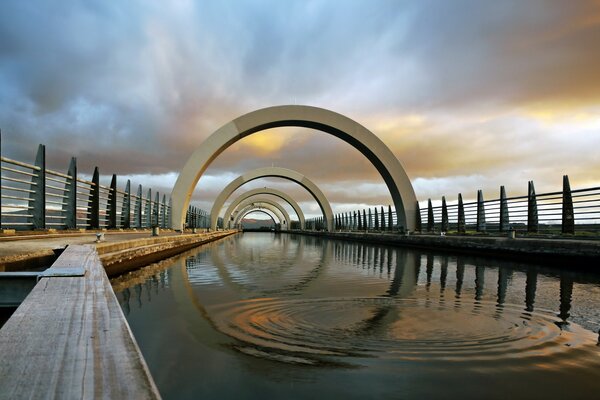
[113,233,600,399]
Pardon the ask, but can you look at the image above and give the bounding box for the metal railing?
[0,135,209,231]
[305,176,600,237]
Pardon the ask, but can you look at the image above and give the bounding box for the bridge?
[1,105,600,398]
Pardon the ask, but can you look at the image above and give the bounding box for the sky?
[1,0,600,219]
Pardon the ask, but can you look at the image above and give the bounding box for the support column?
[476,190,486,232]
[108,174,117,229]
[153,192,159,226]
[134,185,142,228]
[380,206,385,231]
[64,157,77,229]
[162,194,167,228]
[427,199,434,232]
[374,208,379,230]
[457,194,465,233]
[145,189,152,228]
[562,175,574,234]
[499,185,509,232]
[29,145,46,229]
[527,181,538,233]
[441,196,448,232]
[121,180,131,229]
[89,167,100,229]
[362,209,367,230]
[415,201,422,232]
[388,205,393,232]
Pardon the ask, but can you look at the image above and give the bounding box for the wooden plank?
[0,245,161,399]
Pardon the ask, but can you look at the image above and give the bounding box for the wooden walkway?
[0,245,161,399]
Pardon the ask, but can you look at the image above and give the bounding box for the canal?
[112,232,600,399]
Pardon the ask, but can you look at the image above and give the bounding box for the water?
[113,233,600,399]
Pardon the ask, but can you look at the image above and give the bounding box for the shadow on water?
[112,232,600,399]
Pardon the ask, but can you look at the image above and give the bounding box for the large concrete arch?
[234,201,290,228]
[170,105,417,231]
[223,188,305,230]
[209,167,333,231]
[237,209,278,227]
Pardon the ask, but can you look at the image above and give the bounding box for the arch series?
[223,187,305,230]
[170,105,417,231]
[209,167,333,231]
[234,201,290,228]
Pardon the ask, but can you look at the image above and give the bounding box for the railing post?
[145,188,152,228]
[108,174,117,229]
[153,191,160,227]
[362,209,367,230]
[527,181,538,233]
[457,194,465,233]
[368,208,372,230]
[499,185,509,232]
[89,167,100,229]
[415,201,421,232]
[562,175,574,234]
[121,180,131,229]
[441,196,448,232]
[162,194,167,228]
[380,206,385,231]
[427,199,434,232]
[29,144,46,229]
[476,190,486,232]
[168,198,172,229]
[134,185,142,228]
[64,157,77,229]
[388,205,392,232]
[374,207,379,230]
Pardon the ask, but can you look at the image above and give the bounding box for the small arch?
[223,187,305,230]
[170,105,417,231]
[209,167,333,231]
[237,209,278,228]
[234,201,290,228]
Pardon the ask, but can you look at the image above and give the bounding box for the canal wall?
[287,231,600,265]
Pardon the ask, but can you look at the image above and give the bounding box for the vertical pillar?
[161,194,167,228]
[527,181,538,233]
[89,167,100,229]
[388,205,393,232]
[427,199,434,232]
[353,211,357,230]
[457,194,465,233]
[153,191,160,226]
[374,207,379,230]
[167,197,172,229]
[64,157,77,229]
[357,210,362,230]
[476,190,486,232]
[134,185,142,228]
[108,174,117,229]
[441,196,448,232]
[362,209,367,230]
[121,180,131,229]
[368,208,372,230]
[29,144,46,229]
[380,206,385,231]
[145,188,152,228]
[562,175,574,234]
[415,201,422,232]
[499,185,509,232]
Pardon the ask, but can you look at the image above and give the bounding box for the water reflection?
[113,233,600,398]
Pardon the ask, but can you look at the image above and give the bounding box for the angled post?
[145,188,152,228]
[476,190,486,232]
[562,175,574,234]
[134,184,142,228]
[168,197,172,229]
[64,157,77,229]
[441,196,448,232]
[153,191,160,226]
[380,206,385,231]
[121,180,131,229]
[162,194,167,228]
[457,194,465,233]
[107,174,117,229]
[374,207,379,230]
[427,199,434,232]
[362,209,367,230]
[415,201,422,232]
[357,210,362,230]
[388,205,392,232]
[527,181,538,233]
[499,185,509,232]
[368,208,372,230]
[89,167,100,229]
[29,144,46,229]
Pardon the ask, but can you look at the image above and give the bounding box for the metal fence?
[305,175,600,236]
[0,136,210,231]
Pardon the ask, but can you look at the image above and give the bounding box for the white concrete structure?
[209,167,333,231]
[170,105,417,231]
[223,188,305,230]
[233,200,290,228]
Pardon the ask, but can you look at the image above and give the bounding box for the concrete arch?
[237,209,278,227]
[232,197,292,229]
[234,201,290,228]
[170,105,417,231]
[223,188,305,230]
[209,167,333,231]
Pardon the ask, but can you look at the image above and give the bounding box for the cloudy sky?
[1,0,600,219]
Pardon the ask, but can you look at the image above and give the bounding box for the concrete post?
[457,194,465,233]
[29,144,46,229]
[427,199,434,232]
[476,190,486,232]
[161,194,167,229]
[357,210,361,230]
[362,209,367,231]
[562,175,574,234]
[368,208,372,230]
[64,157,77,229]
[374,207,379,230]
[108,174,117,229]
[527,181,538,233]
[121,180,131,229]
[153,191,159,227]
[499,185,509,232]
[380,206,385,231]
[145,188,152,228]
[89,167,100,229]
[388,205,392,232]
[167,197,172,229]
[441,196,448,232]
[415,201,421,232]
[134,185,142,229]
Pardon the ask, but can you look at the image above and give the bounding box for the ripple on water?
[207,297,600,369]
